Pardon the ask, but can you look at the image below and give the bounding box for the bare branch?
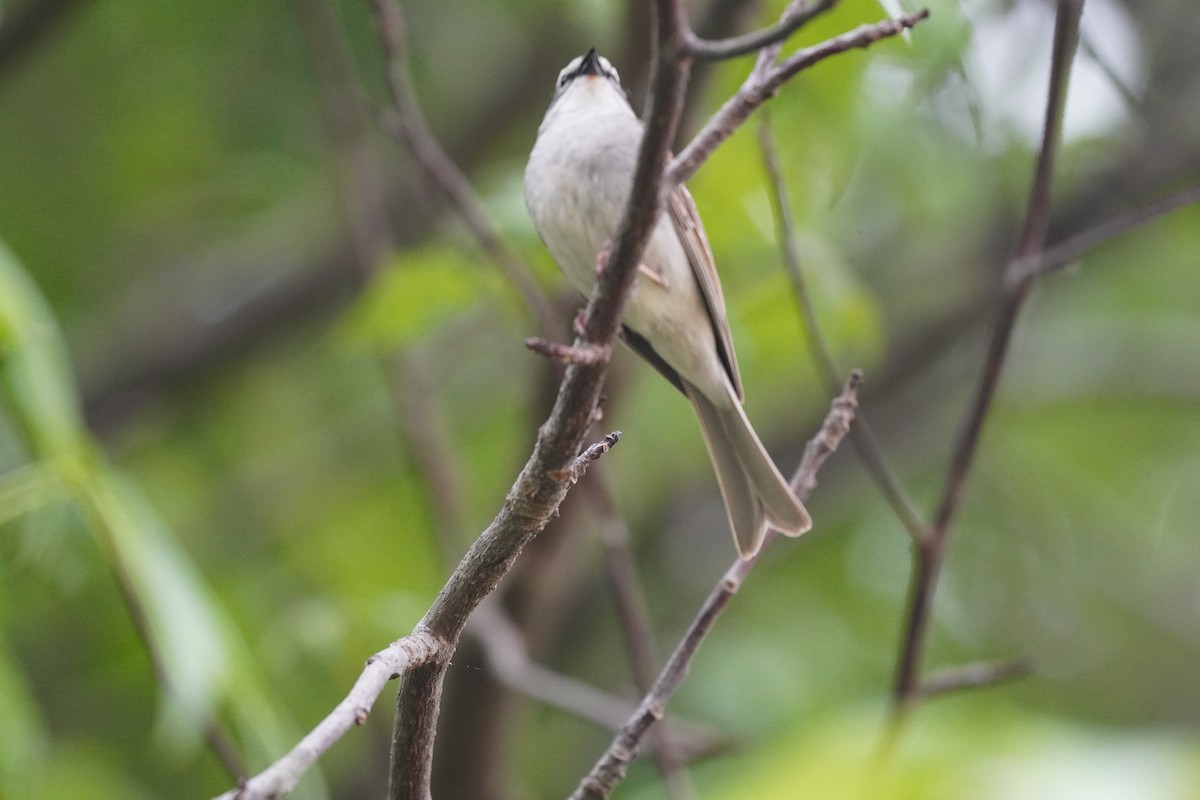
[758,115,930,545]
[670,9,931,186]
[683,0,837,60]
[892,0,1085,709]
[569,373,860,800]
[215,631,442,800]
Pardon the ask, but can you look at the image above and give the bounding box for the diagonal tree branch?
[0,0,82,81]
[569,372,860,800]
[368,0,556,332]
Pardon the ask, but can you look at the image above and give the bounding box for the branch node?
[525,336,612,366]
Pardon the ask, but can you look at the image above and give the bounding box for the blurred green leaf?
[0,243,88,460]
[0,638,49,797]
[338,246,500,349]
[0,240,327,798]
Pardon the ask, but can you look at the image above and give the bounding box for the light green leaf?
[0,241,88,460]
[0,638,49,797]
[339,246,499,349]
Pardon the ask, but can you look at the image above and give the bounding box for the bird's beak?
[579,47,603,76]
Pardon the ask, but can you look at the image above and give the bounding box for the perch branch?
[384,0,691,796]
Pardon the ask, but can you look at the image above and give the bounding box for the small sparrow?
[524,48,811,557]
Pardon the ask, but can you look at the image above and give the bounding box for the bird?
[524,48,811,558]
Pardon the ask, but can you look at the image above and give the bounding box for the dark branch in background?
[368,0,556,333]
[918,658,1034,700]
[1036,183,1200,277]
[586,468,696,800]
[468,599,726,766]
[0,0,81,81]
[758,115,930,545]
[892,0,1085,711]
[296,0,393,282]
[469,601,640,731]
[570,373,860,800]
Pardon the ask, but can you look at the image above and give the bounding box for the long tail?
[687,385,812,558]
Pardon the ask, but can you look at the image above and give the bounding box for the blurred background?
[1,0,1199,798]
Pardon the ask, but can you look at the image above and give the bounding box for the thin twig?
[1037,184,1200,277]
[525,336,612,366]
[469,600,725,767]
[670,9,931,186]
[215,632,442,800]
[368,0,556,331]
[891,0,1085,710]
[469,602,637,730]
[758,115,930,545]
[558,432,623,484]
[918,658,1034,700]
[569,374,860,800]
[683,0,837,60]
[392,349,468,559]
[296,0,393,282]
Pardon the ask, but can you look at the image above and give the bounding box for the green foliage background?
[1,0,1199,798]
